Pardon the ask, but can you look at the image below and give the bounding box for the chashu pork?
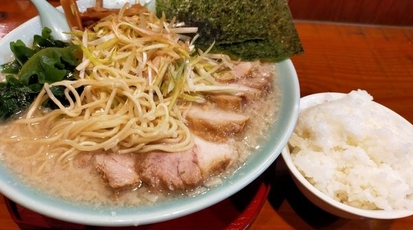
[94,153,141,190]
[208,94,243,112]
[136,148,202,191]
[137,136,238,191]
[231,61,274,90]
[93,136,238,192]
[185,105,249,143]
[214,61,274,100]
[193,136,238,179]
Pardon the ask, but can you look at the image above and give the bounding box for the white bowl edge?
[281,92,413,220]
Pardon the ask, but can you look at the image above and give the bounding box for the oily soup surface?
[0,68,281,207]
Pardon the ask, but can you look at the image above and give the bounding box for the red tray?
[5,177,270,230]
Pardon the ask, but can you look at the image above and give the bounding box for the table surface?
[1,1,413,229]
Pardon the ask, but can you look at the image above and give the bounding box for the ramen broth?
[0,66,281,207]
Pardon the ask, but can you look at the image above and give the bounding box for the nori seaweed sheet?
[156,0,303,61]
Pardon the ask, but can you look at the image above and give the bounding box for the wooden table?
[1,1,413,229]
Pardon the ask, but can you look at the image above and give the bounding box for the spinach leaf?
[9,40,37,68]
[33,27,68,49]
[0,27,80,122]
[0,60,21,74]
[1,27,70,74]
[19,45,79,89]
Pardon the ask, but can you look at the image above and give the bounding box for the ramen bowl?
[0,0,300,227]
[282,92,413,220]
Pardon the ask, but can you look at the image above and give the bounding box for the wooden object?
[288,0,413,26]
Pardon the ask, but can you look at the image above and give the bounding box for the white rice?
[289,90,413,210]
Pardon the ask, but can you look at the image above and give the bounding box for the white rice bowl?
[282,90,413,219]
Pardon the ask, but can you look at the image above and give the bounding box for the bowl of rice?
[281,90,413,219]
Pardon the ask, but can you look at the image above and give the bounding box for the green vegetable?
[18,46,79,90]
[0,76,37,121]
[0,27,80,122]
[1,27,69,74]
[156,0,303,61]
[33,27,69,49]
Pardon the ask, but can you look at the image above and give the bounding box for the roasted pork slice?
[186,105,249,142]
[193,136,238,179]
[208,94,243,112]
[95,153,141,190]
[136,136,238,191]
[137,148,203,191]
[231,61,274,90]
[75,152,94,167]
